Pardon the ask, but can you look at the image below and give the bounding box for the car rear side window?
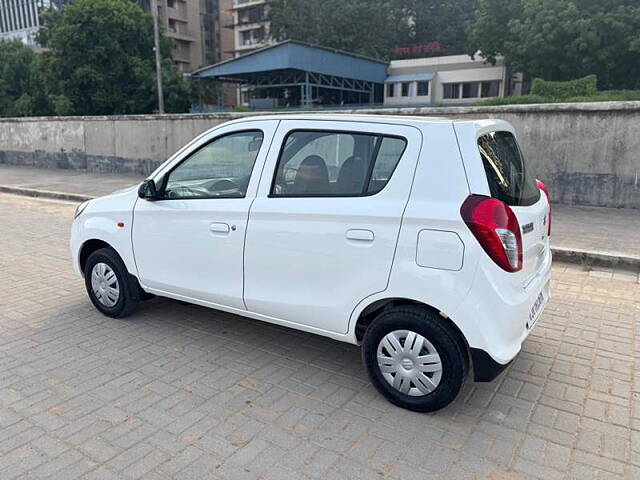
[477,131,540,206]
[271,130,407,197]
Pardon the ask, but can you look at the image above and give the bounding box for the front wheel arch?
[79,239,112,275]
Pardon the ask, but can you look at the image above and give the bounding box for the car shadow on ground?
[59,294,510,423]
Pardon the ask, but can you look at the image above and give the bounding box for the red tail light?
[536,179,551,236]
[461,195,523,272]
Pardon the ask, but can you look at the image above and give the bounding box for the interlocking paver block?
[0,193,639,479]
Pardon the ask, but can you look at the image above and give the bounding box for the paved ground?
[2,165,639,261]
[0,165,144,198]
[0,191,639,479]
[552,204,640,260]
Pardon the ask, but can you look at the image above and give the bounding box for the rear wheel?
[362,305,467,412]
[84,247,139,318]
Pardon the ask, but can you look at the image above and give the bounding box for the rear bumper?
[470,348,512,381]
[453,246,552,369]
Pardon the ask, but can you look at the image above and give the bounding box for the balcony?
[167,27,195,42]
[172,48,192,64]
[231,0,265,10]
[166,3,188,22]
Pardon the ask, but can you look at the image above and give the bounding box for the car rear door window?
[271,130,407,197]
[478,131,539,206]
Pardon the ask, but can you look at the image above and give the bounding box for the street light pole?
[151,0,165,114]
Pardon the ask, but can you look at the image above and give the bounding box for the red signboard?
[394,42,444,58]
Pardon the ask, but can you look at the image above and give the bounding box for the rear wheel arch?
[354,298,470,357]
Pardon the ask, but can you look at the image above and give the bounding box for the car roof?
[223,113,505,128]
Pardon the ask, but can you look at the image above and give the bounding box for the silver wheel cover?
[377,330,443,397]
[91,262,120,308]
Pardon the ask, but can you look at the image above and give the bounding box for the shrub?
[530,75,598,100]
[475,89,640,106]
[476,95,549,106]
[49,94,73,116]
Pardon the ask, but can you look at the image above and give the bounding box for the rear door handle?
[210,222,230,234]
[346,229,374,242]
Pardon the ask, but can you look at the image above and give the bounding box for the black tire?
[84,247,140,318]
[362,305,467,412]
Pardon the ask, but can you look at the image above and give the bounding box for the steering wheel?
[210,179,240,193]
[165,185,207,198]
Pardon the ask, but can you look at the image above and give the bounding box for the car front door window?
[164,131,264,199]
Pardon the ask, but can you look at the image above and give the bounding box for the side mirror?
[138,179,159,201]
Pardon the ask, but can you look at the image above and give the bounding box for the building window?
[443,83,460,99]
[401,82,410,97]
[462,82,480,98]
[417,81,429,96]
[240,27,265,46]
[387,83,395,97]
[481,81,501,97]
[443,81,500,100]
[238,5,265,24]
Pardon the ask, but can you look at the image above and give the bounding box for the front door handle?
[346,229,374,242]
[210,222,230,234]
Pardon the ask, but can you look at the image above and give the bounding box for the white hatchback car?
[71,114,551,411]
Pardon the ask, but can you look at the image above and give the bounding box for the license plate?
[527,289,546,329]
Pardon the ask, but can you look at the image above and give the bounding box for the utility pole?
[151,0,165,114]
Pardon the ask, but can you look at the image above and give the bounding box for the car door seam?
[242,119,282,310]
[345,126,424,335]
[130,195,143,283]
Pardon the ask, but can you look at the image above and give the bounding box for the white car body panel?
[131,120,279,309]
[70,186,139,276]
[243,120,423,334]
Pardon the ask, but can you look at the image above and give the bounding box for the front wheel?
[362,305,467,412]
[84,247,140,318]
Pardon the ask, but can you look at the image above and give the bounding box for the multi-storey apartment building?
[228,0,269,57]
[139,0,231,72]
[0,0,40,45]
[0,0,67,46]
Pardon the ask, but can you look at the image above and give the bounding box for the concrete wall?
[0,102,639,208]
[0,114,240,175]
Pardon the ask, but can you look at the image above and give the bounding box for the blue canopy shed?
[191,40,388,107]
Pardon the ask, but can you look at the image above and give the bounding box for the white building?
[229,0,269,57]
[384,54,523,106]
[0,0,40,46]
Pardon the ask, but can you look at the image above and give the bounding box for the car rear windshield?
[477,131,540,206]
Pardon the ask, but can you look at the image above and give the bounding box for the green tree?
[468,0,640,89]
[267,0,413,60]
[39,0,192,115]
[406,0,479,54]
[267,0,480,59]
[0,40,48,117]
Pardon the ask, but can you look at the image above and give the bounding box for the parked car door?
[132,120,278,309]
[243,120,422,334]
